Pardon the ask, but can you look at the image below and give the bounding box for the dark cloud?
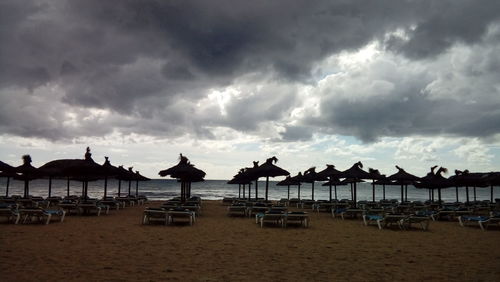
[0,0,499,142]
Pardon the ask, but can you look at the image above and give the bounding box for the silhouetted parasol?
[228,168,253,199]
[300,167,327,201]
[338,162,372,207]
[368,168,385,202]
[0,160,15,197]
[482,172,500,202]
[449,170,489,203]
[387,165,420,203]
[252,157,289,201]
[415,166,452,205]
[38,147,107,198]
[14,155,41,198]
[321,176,346,201]
[133,171,150,196]
[116,165,135,197]
[316,164,342,201]
[290,172,304,200]
[277,175,301,200]
[158,154,206,202]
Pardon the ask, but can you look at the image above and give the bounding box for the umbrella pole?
[438,188,442,206]
[431,189,434,202]
[298,183,301,201]
[372,180,375,202]
[334,185,337,200]
[48,177,52,198]
[24,180,29,198]
[491,185,494,203]
[400,185,404,203]
[255,179,258,200]
[311,182,315,201]
[6,177,10,197]
[353,182,357,208]
[81,182,85,197]
[465,186,469,204]
[104,176,108,198]
[136,180,139,196]
[329,183,332,202]
[287,185,290,200]
[265,176,269,201]
[382,184,386,200]
[405,185,408,202]
[242,184,245,200]
[238,184,241,199]
[118,180,122,197]
[67,178,70,197]
[350,183,353,202]
[248,183,251,200]
[473,186,477,202]
[455,187,459,203]
[128,181,131,196]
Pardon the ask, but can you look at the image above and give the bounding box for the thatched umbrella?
[368,168,385,202]
[115,165,134,197]
[252,157,289,201]
[14,155,42,198]
[316,165,342,201]
[134,171,150,196]
[276,175,301,200]
[158,154,206,203]
[0,160,15,197]
[449,170,489,203]
[386,165,420,203]
[373,178,395,200]
[415,166,452,205]
[38,147,108,198]
[300,167,327,201]
[290,172,304,200]
[482,172,500,203]
[338,162,372,208]
[228,168,253,199]
[100,157,122,198]
[321,176,346,200]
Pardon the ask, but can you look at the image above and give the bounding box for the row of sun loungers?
[458,212,500,231]
[142,197,201,226]
[256,211,309,228]
[0,204,66,225]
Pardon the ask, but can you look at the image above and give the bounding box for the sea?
[1,178,497,202]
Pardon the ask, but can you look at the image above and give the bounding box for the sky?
[1,0,500,179]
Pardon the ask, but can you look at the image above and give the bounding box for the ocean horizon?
[1,178,496,202]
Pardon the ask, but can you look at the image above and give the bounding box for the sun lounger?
[431,208,472,221]
[78,201,109,216]
[18,207,65,224]
[167,209,195,225]
[400,215,430,231]
[0,207,20,224]
[364,214,406,230]
[58,201,80,215]
[258,210,285,228]
[339,208,365,220]
[283,212,309,228]
[459,212,500,231]
[142,208,168,225]
[227,204,248,217]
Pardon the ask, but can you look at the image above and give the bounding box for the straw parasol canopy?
[158,154,206,202]
[0,160,15,197]
[415,166,452,205]
[387,165,420,203]
[133,170,150,196]
[277,175,301,200]
[300,167,328,201]
[289,172,304,200]
[251,157,289,201]
[449,170,489,203]
[316,164,342,201]
[227,168,254,199]
[368,168,385,202]
[321,176,346,201]
[338,162,372,207]
[14,155,42,198]
[38,147,108,198]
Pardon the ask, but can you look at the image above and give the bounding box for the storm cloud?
[1,0,499,142]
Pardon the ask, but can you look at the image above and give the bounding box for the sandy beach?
[1,200,499,282]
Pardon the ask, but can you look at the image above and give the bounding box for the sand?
[1,200,499,282]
